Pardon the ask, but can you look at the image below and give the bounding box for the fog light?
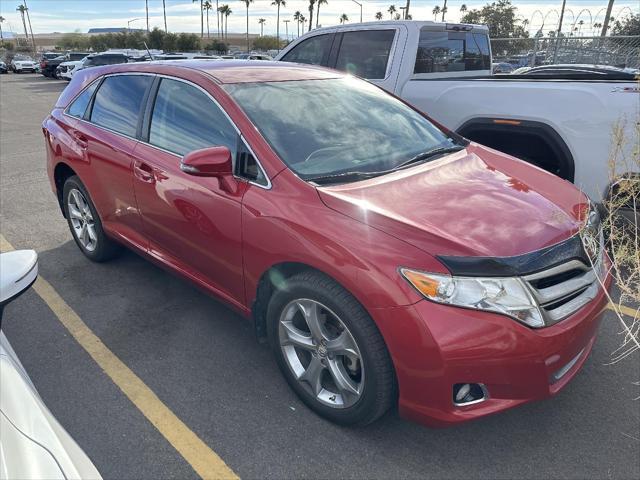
[453,383,488,406]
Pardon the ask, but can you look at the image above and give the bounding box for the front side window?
[90,75,153,137]
[414,29,490,73]
[67,80,99,118]
[334,30,395,79]
[225,78,458,181]
[281,34,333,65]
[149,78,238,159]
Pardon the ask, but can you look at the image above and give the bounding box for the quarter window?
[90,75,153,137]
[148,78,238,158]
[67,81,99,118]
[335,30,395,79]
[281,34,333,65]
[414,29,491,73]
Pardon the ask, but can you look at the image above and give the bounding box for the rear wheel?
[267,271,396,426]
[62,176,122,262]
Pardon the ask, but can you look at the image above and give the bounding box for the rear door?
[72,73,154,250]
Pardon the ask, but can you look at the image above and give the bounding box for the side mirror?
[0,250,38,326]
[180,146,233,177]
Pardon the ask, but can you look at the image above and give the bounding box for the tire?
[62,175,122,262]
[267,270,396,426]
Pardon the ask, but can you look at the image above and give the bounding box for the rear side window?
[90,75,153,137]
[66,81,99,118]
[335,30,395,79]
[414,29,490,73]
[281,34,333,65]
[148,78,238,158]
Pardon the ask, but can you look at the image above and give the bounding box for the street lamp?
[351,0,362,23]
[127,18,143,32]
[283,19,290,42]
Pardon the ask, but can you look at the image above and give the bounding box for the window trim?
[65,72,271,190]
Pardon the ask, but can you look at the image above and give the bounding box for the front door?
[131,77,246,306]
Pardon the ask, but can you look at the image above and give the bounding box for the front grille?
[59,65,68,73]
[523,230,605,326]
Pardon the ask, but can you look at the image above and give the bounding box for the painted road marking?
[606,302,639,318]
[0,235,238,480]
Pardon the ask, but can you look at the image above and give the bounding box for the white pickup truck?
[276,21,639,202]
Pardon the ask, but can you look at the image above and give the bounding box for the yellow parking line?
[0,235,238,480]
[607,302,639,318]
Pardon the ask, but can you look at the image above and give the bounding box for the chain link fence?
[490,36,640,69]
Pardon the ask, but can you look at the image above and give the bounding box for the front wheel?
[267,271,396,426]
[63,176,122,262]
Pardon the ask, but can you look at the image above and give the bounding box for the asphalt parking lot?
[1,72,639,480]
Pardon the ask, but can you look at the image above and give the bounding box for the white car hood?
[0,332,101,480]
[60,61,82,67]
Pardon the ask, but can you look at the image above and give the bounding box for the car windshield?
[224,77,459,182]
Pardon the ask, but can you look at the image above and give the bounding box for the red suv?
[44,61,611,427]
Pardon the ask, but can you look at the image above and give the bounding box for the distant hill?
[88,28,145,34]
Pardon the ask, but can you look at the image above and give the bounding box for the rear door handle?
[133,160,156,184]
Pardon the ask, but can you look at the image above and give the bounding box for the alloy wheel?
[67,188,98,252]
[278,298,364,409]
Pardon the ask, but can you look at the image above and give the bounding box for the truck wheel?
[267,270,396,426]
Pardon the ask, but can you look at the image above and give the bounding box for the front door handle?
[133,160,155,184]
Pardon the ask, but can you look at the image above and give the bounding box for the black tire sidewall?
[267,273,394,426]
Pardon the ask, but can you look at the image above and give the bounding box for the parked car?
[235,53,273,60]
[0,250,102,479]
[275,20,639,203]
[42,52,91,78]
[492,62,514,74]
[0,61,7,74]
[72,52,130,74]
[10,55,37,73]
[56,54,91,81]
[44,61,611,427]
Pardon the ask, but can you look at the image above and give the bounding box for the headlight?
[400,268,544,328]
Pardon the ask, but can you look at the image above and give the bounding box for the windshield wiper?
[395,145,465,170]
[305,170,390,185]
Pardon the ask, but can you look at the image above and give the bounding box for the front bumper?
[372,260,612,428]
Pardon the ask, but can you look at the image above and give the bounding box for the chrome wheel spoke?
[68,204,83,220]
[299,356,325,396]
[86,224,97,243]
[280,321,315,350]
[327,358,360,399]
[296,299,326,342]
[326,331,359,359]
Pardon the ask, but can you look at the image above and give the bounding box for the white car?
[10,56,37,73]
[0,250,101,480]
[57,59,85,81]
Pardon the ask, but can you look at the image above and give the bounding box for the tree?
[316,0,327,28]
[145,0,149,32]
[224,6,232,39]
[258,17,266,36]
[388,5,396,20]
[460,4,467,13]
[204,1,213,38]
[460,0,528,38]
[148,27,166,49]
[239,0,254,51]
[394,13,401,20]
[432,5,440,21]
[193,0,204,38]
[612,13,640,36]
[204,39,228,53]
[375,11,383,20]
[293,10,302,36]
[299,14,306,33]
[177,32,200,50]
[253,35,281,50]
[441,0,448,21]
[308,0,316,33]
[218,4,231,40]
[272,0,286,44]
[339,13,349,24]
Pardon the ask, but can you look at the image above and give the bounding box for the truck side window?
[281,34,333,65]
[414,29,490,73]
[334,30,396,79]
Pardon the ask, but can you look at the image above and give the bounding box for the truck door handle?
[133,161,155,184]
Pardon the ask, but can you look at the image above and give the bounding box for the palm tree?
[440,0,447,21]
[432,5,440,21]
[23,0,36,51]
[193,0,204,38]
[339,13,349,24]
[293,10,301,36]
[272,0,286,45]
[577,19,584,35]
[163,0,168,32]
[308,0,316,33]
[375,11,383,20]
[460,4,467,13]
[215,0,220,38]
[204,1,212,38]
[299,14,306,33]
[316,0,327,28]
[258,17,266,36]
[218,4,230,39]
[240,0,253,51]
[388,5,396,19]
[16,5,29,46]
[0,16,4,41]
[225,6,232,39]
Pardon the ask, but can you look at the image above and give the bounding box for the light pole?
[127,18,143,32]
[399,6,406,19]
[283,19,290,42]
[351,0,362,23]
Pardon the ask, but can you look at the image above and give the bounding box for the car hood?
[317,143,588,258]
[60,61,82,67]
[14,61,34,65]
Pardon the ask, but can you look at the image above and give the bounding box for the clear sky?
[1,0,637,38]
